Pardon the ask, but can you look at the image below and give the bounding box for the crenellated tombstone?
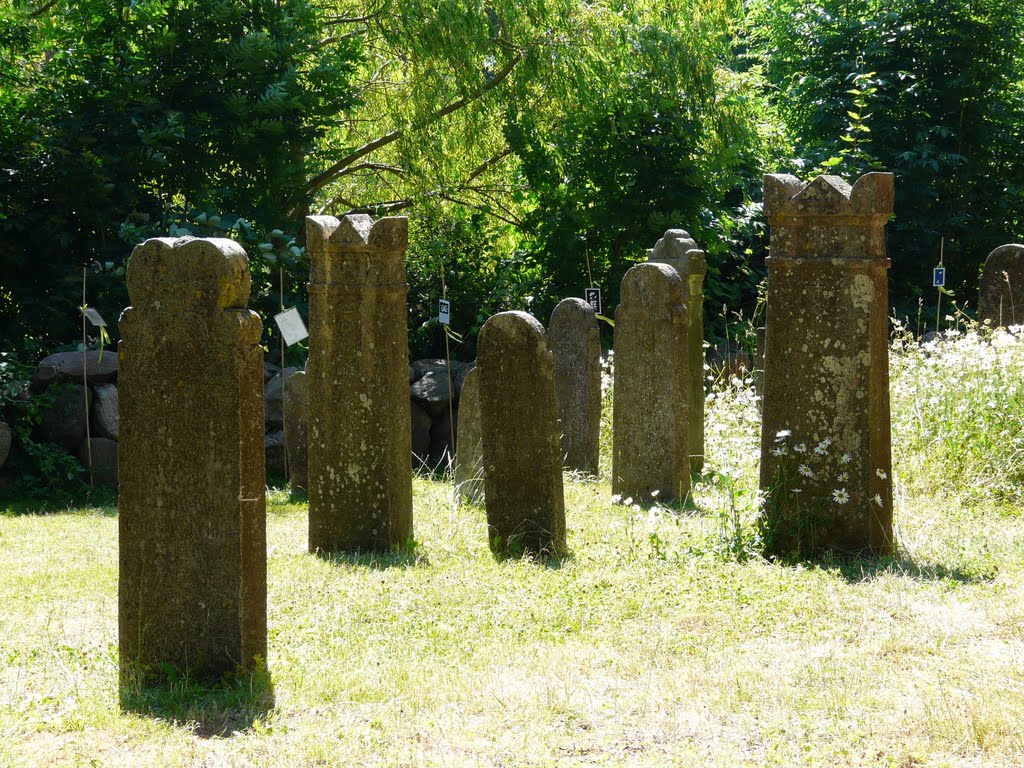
[548,298,601,474]
[305,214,413,553]
[454,366,484,505]
[283,369,308,493]
[647,229,707,473]
[759,173,894,558]
[478,311,565,555]
[612,263,690,503]
[978,244,1024,328]
[118,237,266,684]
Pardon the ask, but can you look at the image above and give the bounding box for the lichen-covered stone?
[548,298,601,475]
[118,237,266,685]
[478,311,565,555]
[306,215,413,553]
[648,229,706,473]
[612,263,690,503]
[759,173,894,558]
[283,370,308,492]
[454,367,484,505]
[978,244,1024,328]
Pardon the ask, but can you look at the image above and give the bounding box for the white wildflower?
[839,453,852,465]
[832,488,850,504]
[876,468,888,480]
[794,443,807,454]
[798,464,814,477]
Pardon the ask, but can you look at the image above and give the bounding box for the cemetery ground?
[3,325,1024,767]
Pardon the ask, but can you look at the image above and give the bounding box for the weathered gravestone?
[647,229,706,473]
[612,263,690,503]
[454,366,484,505]
[306,214,413,553]
[548,298,601,474]
[759,173,894,558]
[477,311,565,555]
[978,244,1024,328]
[118,237,266,684]
[284,370,308,492]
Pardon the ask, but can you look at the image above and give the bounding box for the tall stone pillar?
[648,229,706,473]
[306,215,413,553]
[118,237,266,684]
[612,263,690,503]
[548,297,601,475]
[478,311,565,556]
[759,173,894,558]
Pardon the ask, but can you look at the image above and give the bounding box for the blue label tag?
[933,267,945,287]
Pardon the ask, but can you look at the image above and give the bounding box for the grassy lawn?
[3,326,1024,766]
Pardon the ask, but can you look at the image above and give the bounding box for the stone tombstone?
[978,244,1024,328]
[477,311,565,555]
[118,237,266,684]
[305,214,413,553]
[547,298,601,474]
[454,367,484,505]
[647,229,707,473]
[283,369,308,492]
[760,173,894,558]
[612,263,690,503]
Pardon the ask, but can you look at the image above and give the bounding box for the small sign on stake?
[585,287,602,315]
[438,299,451,326]
[933,267,946,288]
[83,307,107,327]
[274,307,308,346]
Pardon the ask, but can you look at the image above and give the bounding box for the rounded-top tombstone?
[648,229,706,473]
[612,262,690,503]
[548,297,601,475]
[477,311,565,556]
[118,236,266,685]
[978,244,1024,328]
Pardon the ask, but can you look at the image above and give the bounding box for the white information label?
[274,307,309,346]
[438,299,451,326]
[83,307,107,327]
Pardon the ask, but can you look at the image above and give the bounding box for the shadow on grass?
[315,542,430,570]
[812,554,997,585]
[121,667,274,738]
[0,484,118,515]
[491,547,574,570]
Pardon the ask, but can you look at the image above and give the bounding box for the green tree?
[745,0,1024,309]
[0,0,360,345]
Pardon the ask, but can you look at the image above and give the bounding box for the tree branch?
[28,0,60,17]
[301,50,523,202]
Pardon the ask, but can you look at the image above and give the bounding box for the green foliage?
[891,316,1024,504]
[0,350,84,499]
[505,5,775,342]
[745,0,1024,309]
[405,206,543,359]
[0,0,359,347]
